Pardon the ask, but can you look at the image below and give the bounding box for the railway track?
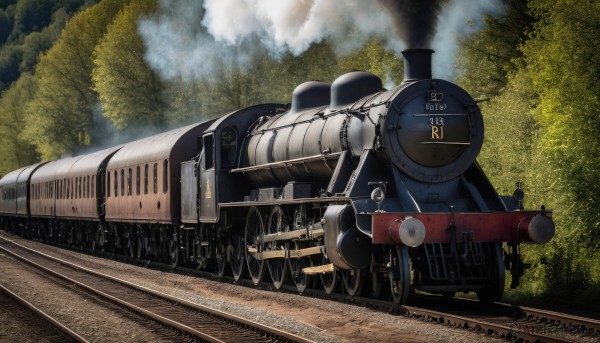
[0,237,313,343]
[287,284,599,342]
[402,299,599,343]
[2,232,599,343]
[92,249,600,342]
[0,283,87,342]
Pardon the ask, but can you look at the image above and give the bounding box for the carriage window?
[114,171,118,197]
[144,164,148,194]
[153,163,158,194]
[91,175,95,197]
[203,134,214,170]
[107,172,111,197]
[127,168,132,196]
[221,126,237,167]
[163,160,168,193]
[121,169,125,196]
[136,166,140,195]
[87,176,90,198]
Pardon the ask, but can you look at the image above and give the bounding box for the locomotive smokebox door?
[199,134,217,222]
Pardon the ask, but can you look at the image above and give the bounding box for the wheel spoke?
[267,206,288,289]
[289,256,311,293]
[245,206,265,285]
[230,234,245,281]
[215,242,227,278]
[320,255,338,294]
[343,269,364,297]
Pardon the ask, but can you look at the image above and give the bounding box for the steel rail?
[0,237,313,343]
[511,304,600,335]
[0,282,89,342]
[403,305,578,343]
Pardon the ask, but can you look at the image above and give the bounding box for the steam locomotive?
[0,49,554,304]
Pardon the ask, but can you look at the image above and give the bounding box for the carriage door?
[199,133,217,222]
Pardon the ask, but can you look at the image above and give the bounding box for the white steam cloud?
[139,0,504,82]
[202,0,392,56]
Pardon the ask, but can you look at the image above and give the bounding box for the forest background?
[0,0,597,308]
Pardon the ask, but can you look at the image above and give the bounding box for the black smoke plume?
[378,0,446,48]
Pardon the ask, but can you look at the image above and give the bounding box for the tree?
[337,37,404,88]
[0,1,91,92]
[522,0,600,247]
[0,72,39,174]
[22,0,131,159]
[93,0,164,130]
[455,0,533,99]
[0,44,19,89]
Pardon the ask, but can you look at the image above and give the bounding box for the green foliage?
[0,44,19,89]
[461,0,599,300]
[0,0,92,92]
[456,0,533,99]
[93,0,164,130]
[337,37,404,87]
[542,245,591,290]
[22,0,131,159]
[0,72,39,174]
[475,69,539,196]
[0,8,14,44]
[9,0,55,41]
[522,0,600,248]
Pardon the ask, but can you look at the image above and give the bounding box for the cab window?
[203,134,214,170]
[220,126,237,167]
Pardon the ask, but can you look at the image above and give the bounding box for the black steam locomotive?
[0,49,554,304]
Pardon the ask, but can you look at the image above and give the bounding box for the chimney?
[402,49,434,82]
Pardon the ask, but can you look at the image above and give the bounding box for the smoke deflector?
[402,49,434,82]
